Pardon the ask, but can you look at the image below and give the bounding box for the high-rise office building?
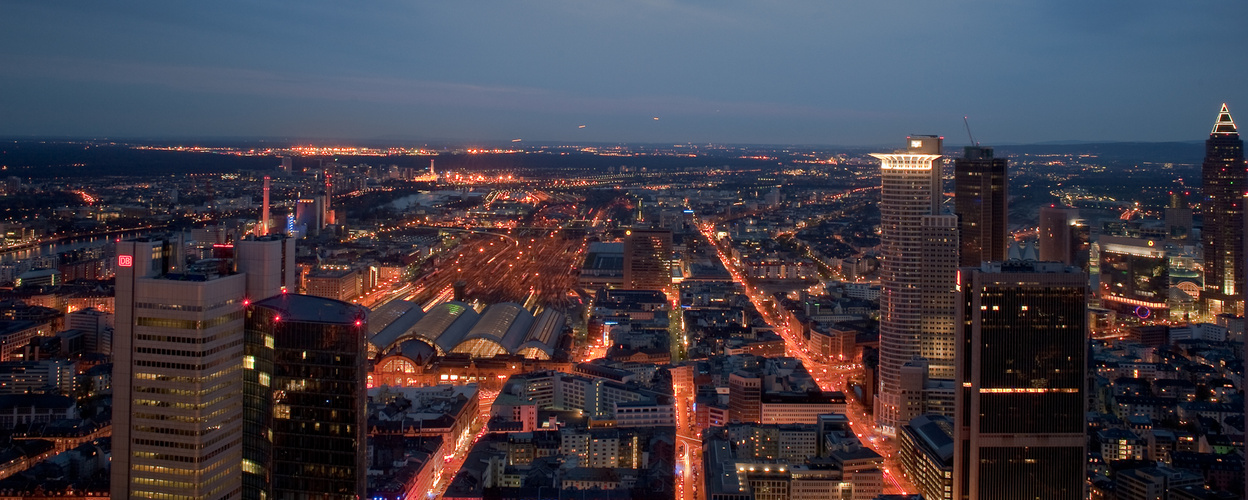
[244,294,368,499]
[1202,103,1244,316]
[920,214,959,379]
[112,237,247,500]
[871,135,947,434]
[953,261,1087,500]
[113,234,297,500]
[1037,206,1076,264]
[1165,190,1194,242]
[235,234,297,300]
[623,228,672,290]
[1037,205,1091,272]
[954,146,1008,267]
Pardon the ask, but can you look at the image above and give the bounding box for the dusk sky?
[1,1,1245,146]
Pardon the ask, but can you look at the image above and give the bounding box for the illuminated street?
[695,210,916,496]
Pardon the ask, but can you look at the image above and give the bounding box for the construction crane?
[963,116,979,146]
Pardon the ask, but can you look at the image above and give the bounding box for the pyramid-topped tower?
[1213,103,1238,135]
[1202,103,1246,316]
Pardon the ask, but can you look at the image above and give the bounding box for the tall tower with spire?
[1201,104,1245,316]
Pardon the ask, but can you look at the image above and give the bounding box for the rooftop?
[252,293,366,325]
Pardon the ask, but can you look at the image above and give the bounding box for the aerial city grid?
[0,2,1245,500]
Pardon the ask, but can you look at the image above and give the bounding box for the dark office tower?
[244,294,368,500]
[1202,103,1245,316]
[1165,190,1194,242]
[235,235,295,500]
[954,146,1008,266]
[1037,206,1076,264]
[623,227,672,290]
[953,261,1087,500]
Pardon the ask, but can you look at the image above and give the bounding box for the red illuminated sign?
[118,255,133,267]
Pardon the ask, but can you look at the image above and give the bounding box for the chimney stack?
[260,176,271,236]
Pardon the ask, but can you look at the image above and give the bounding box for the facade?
[234,235,297,299]
[728,371,762,423]
[953,146,1008,267]
[953,261,1087,500]
[871,135,947,434]
[1201,103,1244,315]
[112,237,246,500]
[0,321,44,362]
[1097,236,1169,320]
[303,267,361,302]
[898,414,954,500]
[498,370,675,425]
[244,294,369,499]
[623,228,672,290]
[1038,206,1079,265]
[0,359,74,395]
[919,215,959,379]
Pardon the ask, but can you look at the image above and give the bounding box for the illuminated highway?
[695,213,916,496]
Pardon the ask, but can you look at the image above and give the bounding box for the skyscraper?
[244,294,368,499]
[623,227,672,290]
[953,261,1087,500]
[954,146,1008,267]
[920,214,959,380]
[234,234,297,300]
[1202,103,1244,316]
[1037,205,1076,265]
[112,237,246,500]
[871,135,947,433]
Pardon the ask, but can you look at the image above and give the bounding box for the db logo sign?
[118,255,134,267]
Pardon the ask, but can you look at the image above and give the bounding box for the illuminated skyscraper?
[623,228,672,290]
[953,261,1087,500]
[112,235,296,500]
[954,146,1008,267]
[112,237,246,500]
[920,214,959,380]
[871,135,948,433]
[1202,103,1244,315]
[244,294,368,499]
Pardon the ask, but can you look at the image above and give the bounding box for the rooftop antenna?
[963,116,979,146]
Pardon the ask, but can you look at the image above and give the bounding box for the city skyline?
[0,3,1245,498]
[1,2,1246,145]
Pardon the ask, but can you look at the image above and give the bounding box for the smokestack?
[324,173,334,225]
[430,158,436,176]
[260,176,271,236]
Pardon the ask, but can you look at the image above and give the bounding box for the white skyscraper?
[112,237,246,499]
[871,135,953,434]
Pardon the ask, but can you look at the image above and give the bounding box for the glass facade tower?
[953,261,1087,500]
[244,294,368,500]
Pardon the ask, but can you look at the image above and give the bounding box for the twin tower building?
[873,135,1087,499]
[112,235,368,499]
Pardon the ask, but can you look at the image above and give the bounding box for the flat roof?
[253,293,365,325]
